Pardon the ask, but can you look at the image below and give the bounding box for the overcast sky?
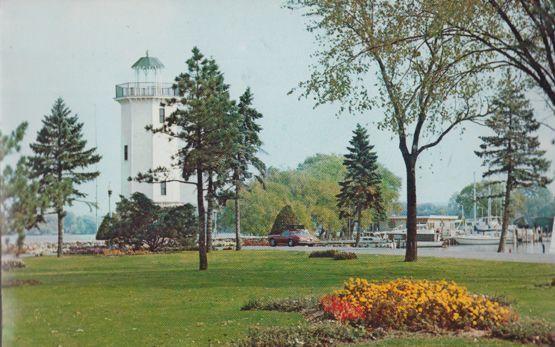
[1,0,554,218]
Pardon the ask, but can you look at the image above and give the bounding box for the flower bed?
[1,259,26,271]
[242,238,269,246]
[321,278,515,331]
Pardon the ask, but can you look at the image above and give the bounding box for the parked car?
[268,229,319,247]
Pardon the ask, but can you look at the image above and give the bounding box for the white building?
[115,51,195,207]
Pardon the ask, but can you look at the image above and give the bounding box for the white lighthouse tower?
[115,51,195,206]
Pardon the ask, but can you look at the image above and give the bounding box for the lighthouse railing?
[115,82,177,98]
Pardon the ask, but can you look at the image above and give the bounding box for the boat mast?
[487,184,492,224]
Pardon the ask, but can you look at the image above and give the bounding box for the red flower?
[320,295,366,322]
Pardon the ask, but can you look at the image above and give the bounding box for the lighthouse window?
[124,145,128,161]
[161,182,167,196]
[159,107,165,123]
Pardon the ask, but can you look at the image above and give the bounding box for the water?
[442,241,551,255]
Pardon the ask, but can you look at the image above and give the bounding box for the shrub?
[270,205,299,235]
[102,249,150,256]
[309,250,339,258]
[1,259,25,271]
[491,319,554,345]
[236,321,376,347]
[322,278,515,331]
[333,252,357,260]
[241,296,319,312]
[66,246,106,255]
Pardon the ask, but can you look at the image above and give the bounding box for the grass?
[3,250,554,346]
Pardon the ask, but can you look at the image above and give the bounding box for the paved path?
[244,246,555,264]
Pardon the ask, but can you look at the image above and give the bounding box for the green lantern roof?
[131,50,165,71]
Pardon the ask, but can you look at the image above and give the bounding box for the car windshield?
[291,230,310,236]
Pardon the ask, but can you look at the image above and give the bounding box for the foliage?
[220,154,401,236]
[228,88,266,250]
[102,193,197,251]
[289,0,493,261]
[332,251,357,260]
[95,214,112,240]
[241,296,319,312]
[237,321,374,347]
[269,205,299,235]
[308,249,339,258]
[337,124,384,245]
[138,47,239,270]
[325,278,515,331]
[28,98,101,257]
[0,122,43,256]
[476,75,551,192]
[443,0,555,108]
[475,74,551,251]
[491,319,555,346]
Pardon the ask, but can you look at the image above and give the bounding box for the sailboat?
[454,177,509,245]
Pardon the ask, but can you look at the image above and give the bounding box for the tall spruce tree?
[337,124,384,247]
[230,88,265,250]
[138,47,236,270]
[475,74,551,253]
[29,98,101,257]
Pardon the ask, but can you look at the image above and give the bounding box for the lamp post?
[108,183,112,218]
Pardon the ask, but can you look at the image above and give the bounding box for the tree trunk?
[404,158,417,262]
[206,174,214,253]
[498,178,512,253]
[196,168,208,271]
[234,181,241,251]
[355,211,362,247]
[57,209,64,257]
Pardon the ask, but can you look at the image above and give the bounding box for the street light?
[108,183,112,218]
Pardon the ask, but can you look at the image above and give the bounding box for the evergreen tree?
[337,124,384,247]
[29,98,101,257]
[138,47,236,270]
[475,74,551,253]
[229,88,265,250]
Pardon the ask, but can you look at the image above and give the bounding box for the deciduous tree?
[289,0,493,261]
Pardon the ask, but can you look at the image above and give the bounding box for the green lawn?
[3,250,555,346]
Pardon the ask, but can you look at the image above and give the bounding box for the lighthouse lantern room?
[115,51,193,207]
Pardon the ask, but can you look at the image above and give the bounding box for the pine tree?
[475,74,551,253]
[230,88,265,250]
[337,124,384,247]
[29,98,101,257]
[139,47,236,270]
